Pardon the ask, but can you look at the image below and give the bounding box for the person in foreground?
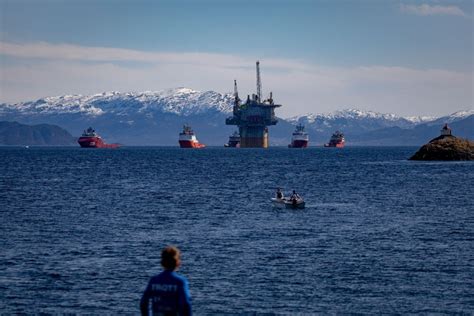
[140,246,192,316]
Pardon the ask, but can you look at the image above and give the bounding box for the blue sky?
[1,0,472,117]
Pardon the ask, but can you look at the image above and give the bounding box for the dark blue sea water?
[1,147,473,314]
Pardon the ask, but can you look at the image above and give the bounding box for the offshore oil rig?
[225,61,282,148]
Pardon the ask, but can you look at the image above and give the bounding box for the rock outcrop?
[409,135,474,161]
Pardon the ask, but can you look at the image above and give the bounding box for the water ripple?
[0,146,473,313]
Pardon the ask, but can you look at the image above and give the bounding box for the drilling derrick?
[256,61,262,102]
[233,79,241,113]
[225,61,282,148]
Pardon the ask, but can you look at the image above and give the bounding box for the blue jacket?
[140,270,192,316]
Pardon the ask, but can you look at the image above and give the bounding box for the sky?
[0,0,472,118]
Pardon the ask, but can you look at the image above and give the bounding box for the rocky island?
[410,124,474,161]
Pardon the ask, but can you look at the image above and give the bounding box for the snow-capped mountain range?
[1,88,472,145]
[288,109,438,125]
[1,88,233,117]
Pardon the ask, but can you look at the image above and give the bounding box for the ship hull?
[179,140,205,148]
[289,140,308,148]
[324,142,345,148]
[78,137,119,148]
[225,142,240,148]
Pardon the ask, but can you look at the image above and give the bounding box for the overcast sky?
[0,0,472,117]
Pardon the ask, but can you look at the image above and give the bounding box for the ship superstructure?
[288,124,309,148]
[324,131,345,148]
[225,61,282,148]
[78,127,120,148]
[224,131,241,147]
[179,124,205,148]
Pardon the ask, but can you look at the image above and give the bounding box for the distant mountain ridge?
[0,121,76,146]
[288,108,438,128]
[1,88,233,117]
[288,109,473,145]
[1,88,472,146]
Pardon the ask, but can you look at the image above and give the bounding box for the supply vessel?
[78,127,120,148]
[179,124,206,148]
[324,131,345,148]
[288,124,309,148]
[225,61,282,148]
[224,131,241,147]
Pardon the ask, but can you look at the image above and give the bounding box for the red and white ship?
[324,131,345,148]
[288,124,309,148]
[179,124,206,148]
[78,127,120,148]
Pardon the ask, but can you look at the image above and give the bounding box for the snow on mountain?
[327,109,402,121]
[286,109,418,134]
[288,108,472,127]
[1,88,234,117]
[288,109,404,124]
[404,116,437,124]
[3,90,470,124]
[1,88,471,145]
[403,110,472,125]
[442,109,474,122]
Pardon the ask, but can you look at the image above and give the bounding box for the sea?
[0,146,473,314]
